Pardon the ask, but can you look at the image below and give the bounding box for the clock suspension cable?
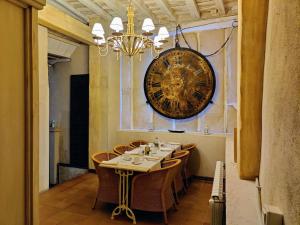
[176,21,238,57]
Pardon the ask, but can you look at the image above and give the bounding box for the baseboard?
[193,175,214,182]
[88,169,96,173]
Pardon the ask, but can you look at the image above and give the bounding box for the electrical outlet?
[263,205,283,225]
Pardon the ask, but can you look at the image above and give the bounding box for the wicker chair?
[181,144,197,182]
[169,150,190,202]
[113,145,134,155]
[130,159,181,224]
[129,140,148,148]
[91,152,119,209]
[181,144,196,152]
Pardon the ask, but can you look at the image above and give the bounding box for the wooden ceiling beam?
[38,4,94,45]
[95,0,127,19]
[185,0,201,19]
[155,0,177,22]
[48,0,89,24]
[171,15,237,35]
[213,0,226,15]
[77,0,111,21]
[131,0,159,24]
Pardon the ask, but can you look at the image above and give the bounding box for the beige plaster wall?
[49,43,89,164]
[38,25,49,192]
[260,0,300,224]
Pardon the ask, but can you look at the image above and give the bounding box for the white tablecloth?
[100,142,181,172]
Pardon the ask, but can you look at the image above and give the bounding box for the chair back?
[91,152,119,204]
[113,145,134,155]
[181,144,197,179]
[131,159,181,212]
[92,152,117,166]
[129,140,148,148]
[161,159,182,189]
[172,150,190,168]
[181,143,196,153]
[169,151,190,193]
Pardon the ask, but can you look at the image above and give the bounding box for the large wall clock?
[144,47,216,119]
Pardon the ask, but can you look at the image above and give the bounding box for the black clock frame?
[144,47,216,120]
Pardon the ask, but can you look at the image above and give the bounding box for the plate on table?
[145,156,160,161]
[122,157,132,161]
[122,155,132,161]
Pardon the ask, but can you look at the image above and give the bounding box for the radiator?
[209,161,225,225]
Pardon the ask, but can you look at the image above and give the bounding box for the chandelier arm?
[97,44,109,57]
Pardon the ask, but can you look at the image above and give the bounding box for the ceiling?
[48,0,237,28]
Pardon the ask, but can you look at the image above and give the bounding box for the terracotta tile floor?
[40,173,212,225]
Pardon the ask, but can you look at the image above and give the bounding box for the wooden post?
[237,0,269,179]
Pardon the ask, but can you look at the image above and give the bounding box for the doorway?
[70,74,89,168]
[47,36,89,187]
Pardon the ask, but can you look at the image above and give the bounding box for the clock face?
[144,47,215,119]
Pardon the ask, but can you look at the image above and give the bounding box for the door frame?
[6,1,45,225]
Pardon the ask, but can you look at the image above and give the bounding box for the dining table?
[99,142,181,224]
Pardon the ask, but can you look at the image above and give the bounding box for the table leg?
[111,169,136,224]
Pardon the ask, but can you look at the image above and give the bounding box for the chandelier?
[91,1,169,58]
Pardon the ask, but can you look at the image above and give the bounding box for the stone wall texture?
[260,0,300,224]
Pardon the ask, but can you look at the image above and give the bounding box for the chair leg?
[173,203,178,211]
[163,210,168,224]
[182,183,187,194]
[173,182,179,204]
[92,196,98,209]
[183,169,190,188]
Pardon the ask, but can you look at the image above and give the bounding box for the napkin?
[125,148,142,155]
[144,156,160,161]
[160,147,173,151]
[168,142,181,145]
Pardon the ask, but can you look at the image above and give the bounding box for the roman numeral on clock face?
[187,101,194,110]
[163,59,170,68]
[193,90,204,101]
[150,71,162,77]
[176,56,183,65]
[162,98,171,111]
[173,101,180,111]
[153,90,163,101]
[196,80,207,87]
[195,68,204,76]
[151,82,161,87]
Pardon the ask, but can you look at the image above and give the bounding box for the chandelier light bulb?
[92,23,105,37]
[110,17,124,32]
[154,36,163,47]
[142,18,155,32]
[94,36,106,45]
[158,26,169,39]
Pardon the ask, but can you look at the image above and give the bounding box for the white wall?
[38,25,49,192]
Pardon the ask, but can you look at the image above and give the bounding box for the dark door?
[70,74,89,168]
